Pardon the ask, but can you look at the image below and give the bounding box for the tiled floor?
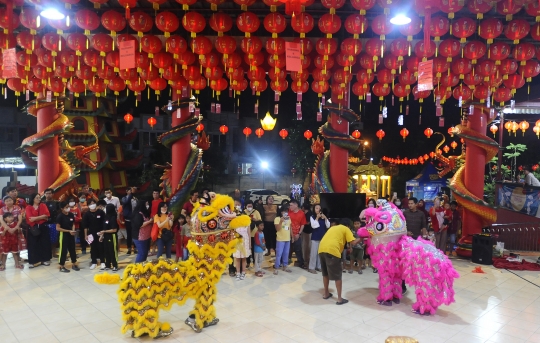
[1,250,540,343]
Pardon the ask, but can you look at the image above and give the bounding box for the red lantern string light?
[443,145,450,154]
[219,125,229,135]
[399,128,409,141]
[450,141,458,150]
[255,128,265,138]
[147,117,157,128]
[124,113,133,124]
[376,129,385,141]
[351,130,361,139]
[424,128,433,138]
[490,124,498,137]
[279,129,288,139]
[196,123,205,133]
[304,130,313,140]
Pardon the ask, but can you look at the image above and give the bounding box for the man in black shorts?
[318,219,362,305]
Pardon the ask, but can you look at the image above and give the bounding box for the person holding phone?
[154,202,174,259]
[273,205,292,275]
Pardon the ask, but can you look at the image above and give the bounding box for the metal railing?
[483,223,540,252]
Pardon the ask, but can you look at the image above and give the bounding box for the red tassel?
[125,6,130,20]
[424,8,431,56]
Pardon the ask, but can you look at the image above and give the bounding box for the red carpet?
[492,257,540,271]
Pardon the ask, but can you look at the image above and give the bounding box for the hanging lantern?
[279,128,288,139]
[376,129,385,141]
[448,127,455,137]
[196,123,205,133]
[304,130,313,140]
[148,117,157,128]
[450,141,458,150]
[424,128,433,138]
[243,127,252,138]
[352,130,361,139]
[260,112,277,130]
[400,128,409,141]
[255,128,265,138]
[533,126,540,139]
[511,121,519,136]
[219,125,229,135]
[124,113,134,124]
[504,121,512,134]
[490,124,498,137]
[443,145,450,153]
[519,121,529,135]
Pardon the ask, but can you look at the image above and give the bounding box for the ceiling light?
[390,14,411,25]
[40,8,65,20]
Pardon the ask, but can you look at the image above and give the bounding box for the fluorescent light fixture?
[40,8,65,20]
[261,161,269,169]
[390,14,411,25]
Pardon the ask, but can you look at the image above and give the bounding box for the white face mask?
[161,209,167,214]
[246,207,253,211]
[235,205,241,210]
[282,212,289,217]
[146,205,150,209]
[89,204,97,210]
[395,201,401,206]
[368,204,374,208]
[69,202,75,207]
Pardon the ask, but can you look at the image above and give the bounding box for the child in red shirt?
[0,212,23,270]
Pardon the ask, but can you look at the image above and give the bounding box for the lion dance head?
[359,200,407,245]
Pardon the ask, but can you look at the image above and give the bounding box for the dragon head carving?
[61,129,99,169]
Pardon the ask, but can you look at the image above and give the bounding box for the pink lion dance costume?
[358,200,459,315]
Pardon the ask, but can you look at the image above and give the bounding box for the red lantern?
[479,18,503,44]
[389,38,410,60]
[494,87,512,106]
[318,13,341,38]
[304,130,313,140]
[439,38,461,62]
[452,84,472,101]
[150,78,167,96]
[148,117,157,128]
[430,16,450,41]
[372,82,390,100]
[243,127,252,138]
[196,123,205,133]
[219,125,229,135]
[468,0,493,19]
[312,80,329,95]
[264,13,287,38]
[344,14,367,38]
[452,17,476,43]
[352,130,361,139]
[497,0,522,21]
[255,128,265,138]
[182,12,205,38]
[499,59,518,78]
[101,10,126,36]
[451,58,473,79]
[504,74,525,90]
[376,129,385,141]
[398,14,421,41]
[74,9,100,35]
[424,128,433,138]
[42,33,66,56]
[365,38,385,62]
[351,0,376,14]
[392,83,409,100]
[0,7,20,33]
[439,0,463,19]
[504,19,530,44]
[155,11,180,37]
[371,14,393,40]
[91,33,113,57]
[513,43,536,65]
[124,113,133,124]
[129,12,153,36]
[209,13,233,36]
[489,124,498,137]
[315,38,338,56]
[463,41,486,64]
[236,12,260,37]
[400,128,409,141]
[414,40,436,59]
[443,145,450,154]
[412,85,431,102]
[209,78,228,96]
[473,84,489,103]
[279,129,288,139]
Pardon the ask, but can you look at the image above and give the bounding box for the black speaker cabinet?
[472,234,493,265]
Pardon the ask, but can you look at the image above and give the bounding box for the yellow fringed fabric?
[94,272,121,285]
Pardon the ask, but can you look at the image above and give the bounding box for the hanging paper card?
[182,86,188,98]
[137,93,141,102]
[398,115,403,126]
[378,113,383,124]
[435,96,441,107]
[216,103,221,113]
[297,111,302,120]
[69,92,74,102]
[254,102,258,113]
[419,115,422,124]
[417,60,434,91]
[274,91,279,101]
[458,96,462,107]
[436,106,442,116]
[297,92,302,102]
[2,48,16,79]
[487,96,490,108]
[296,102,301,113]
[317,112,322,121]
[176,108,181,119]
[285,42,301,72]
[26,90,29,101]
[211,103,216,113]
[322,95,326,104]
[405,105,409,115]
[194,108,200,116]
[439,117,445,127]
[119,40,136,70]
[46,91,52,102]
[382,106,388,118]
[274,104,279,114]
[167,100,172,110]
[366,92,372,103]
[469,104,474,115]
[189,102,195,112]
[229,87,232,97]
[155,106,159,116]
[511,99,515,110]
[392,95,395,106]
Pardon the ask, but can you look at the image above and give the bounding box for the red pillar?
[170,91,192,190]
[462,107,488,236]
[329,86,350,193]
[37,102,59,193]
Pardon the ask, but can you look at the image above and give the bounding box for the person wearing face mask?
[82,199,106,270]
[154,202,174,259]
[121,187,137,255]
[229,200,243,277]
[56,201,79,273]
[130,200,153,263]
[77,192,89,255]
[244,200,261,270]
[273,205,292,275]
[78,192,89,214]
[103,188,121,211]
[359,198,377,225]
[100,204,120,271]
[66,197,83,254]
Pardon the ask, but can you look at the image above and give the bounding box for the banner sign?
[285,42,301,72]
[498,184,540,218]
[417,60,433,91]
[119,40,136,70]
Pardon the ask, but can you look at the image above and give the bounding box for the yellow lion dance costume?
[95,194,250,338]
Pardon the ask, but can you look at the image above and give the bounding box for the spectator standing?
[0,212,23,270]
[150,189,162,217]
[104,188,121,211]
[273,205,292,275]
[131,199,153,263]
[232,189,244,208]
[121,186,137,254]
[25,193,52,268]
[56,201,79,273]
[0,186,28,208]
[154,202,174,259]
[172,214,190,262]
[78,192,89,214]
[82,198,105,270]
[403,198,427,239]
[288,199,307,269]
[429,198,446,252]
[181,190,198,216]
[229,199,242,277]
[417,199,430,222]
[348,219,364,274]
[233,206,251,280]
[448,201,461,257]
[262,196,278,256]
[101,204,119,271]
[301,203,313,268]
[523,166,540,186]
[308,204,329,274]
[244,200,261,269]
[43,189,59,257]
[318,220,362,305]
[253,221,266,277]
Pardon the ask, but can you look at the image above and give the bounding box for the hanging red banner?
[119,40,136,70]
[2,48,17,79]
[418,60,434,91]
[285,42,301,72]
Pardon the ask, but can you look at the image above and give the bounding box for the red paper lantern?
[504,74,525,90]
[255,128,265,138]
[497,0,523,21]
[424,128,433,138]
[473,84,489,103]
[107,76,126,95]
[494,87,512,106]
[118,0,137,19]
[452,84,473,101]
[279,129,288,139]
[430,16,450,41]
[129,12,153,36]
[479,18,503,44]
[451,58,473,78]
[371,14,393,40]
[196,123,205,133]
[439,0,463,19]
[439,39,461,62]
[452,17,476,43]
[209,13,233,36]
[42,33,66,56]
[243,127,252,137]
[124,113,134,124]
[414,40,436,59]
[400,128,409,141]
[489,124,498,137]
[315,38,338,56]
[101,10,126,36]
[352,130,361,139]
[264,13,287,38]
[344,14,367,38]
[463,41,486,64]
[0,8,20,33]
[443,145,450,154]
[182,12,205,38]
[376,129,385,141]
[237,12,260,37]
[148,117,157,128]
[74,9,100,35]
[505,19,530,44]
[318,13,341,38]
[398,14,421,41]
[312,80,329,95]
[219,125,229,135]
[513,43,536,65]
[304,130,313,140]
[91,33,113,57]
[392,83,410,100]
[155,11,180,37]
[499,58,518,77]
[468,0,493,19]
[372,82,390,100]
[389,38,409,60]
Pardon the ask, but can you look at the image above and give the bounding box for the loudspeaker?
[472,234,493,265]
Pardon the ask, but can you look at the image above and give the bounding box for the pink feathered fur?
[363,232,459,315]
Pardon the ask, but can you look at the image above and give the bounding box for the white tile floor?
[1,251,540,343]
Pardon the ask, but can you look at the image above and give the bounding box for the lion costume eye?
[376,223,384,232]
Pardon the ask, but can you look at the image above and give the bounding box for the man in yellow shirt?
[318,220,362,305]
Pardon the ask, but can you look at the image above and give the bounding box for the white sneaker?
[100,263,106,270]
[90,264,97,270]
